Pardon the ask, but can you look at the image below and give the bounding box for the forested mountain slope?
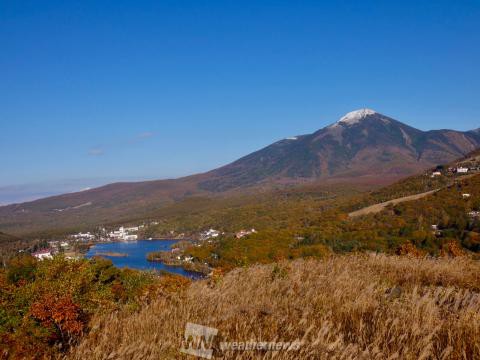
[0,109,478,235]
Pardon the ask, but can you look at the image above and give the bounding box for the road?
[348,189,440,218]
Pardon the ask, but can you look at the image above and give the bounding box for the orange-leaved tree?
[29,293,85,344]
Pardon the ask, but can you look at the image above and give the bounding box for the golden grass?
[67,254,480,359]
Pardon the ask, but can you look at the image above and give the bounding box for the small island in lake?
[147,249,210,275]
[147,250,180,265]
[94,251,129,257]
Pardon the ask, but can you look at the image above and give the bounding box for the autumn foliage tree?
[0,255,155,359]
[30,294,85,344]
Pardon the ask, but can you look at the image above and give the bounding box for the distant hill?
[0,231,19,244]
[0,109,479,235]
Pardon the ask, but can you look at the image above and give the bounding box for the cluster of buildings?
[175,254,194,263]
[199,228,258,241]
[48,240,70,249]
[450,164,480,173]
[68,224,147,243]
[430,166,478,178]
[71,232,95,241]
[32,249,54,260]
[468,211,480,219]
[31,239,76,260]
[26,218,171,263]
[30,224,147,261]
[430,191,479,236]
[108,225,143,241]
[200,229,221,241]
[31,240,78,261]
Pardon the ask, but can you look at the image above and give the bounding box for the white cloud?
[87,131,154,156]
[136,131,154,139]
[88,148,105,156]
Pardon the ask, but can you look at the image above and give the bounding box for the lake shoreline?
[147,250,211,276]
[85,239,203,279]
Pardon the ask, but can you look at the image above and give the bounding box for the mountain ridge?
[0,109,479,234]
[198,109,480,191]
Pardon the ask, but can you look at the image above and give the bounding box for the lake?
[86,239,202,279]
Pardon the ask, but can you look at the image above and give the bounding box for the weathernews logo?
[180,322,302,359]
[180,322,218,359]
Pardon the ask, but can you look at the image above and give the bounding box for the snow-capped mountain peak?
[337,108,377,125]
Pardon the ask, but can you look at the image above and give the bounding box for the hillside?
[0,109,479,235]
[0,231,18,244]
[149,151,472,240]
[348,189,440,217]
[152,154,480,267]
[68,255,480,359]
[3,252,479,359]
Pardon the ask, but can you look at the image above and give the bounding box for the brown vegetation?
[69,254,480,359]
[0,255,156,359]
[348,189,440,217]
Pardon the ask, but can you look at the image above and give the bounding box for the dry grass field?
[67,254,480,360]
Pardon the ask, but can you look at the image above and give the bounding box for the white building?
[468,211,480,218]
[48,241,59,248]
[109,226,125,238]
[235,228,257,239]
[457,167,469,174]
[109,226,139,241]
[72,232,95,240]
[124,226,139,232]
[200,229,220,240]
[32,249,53,260]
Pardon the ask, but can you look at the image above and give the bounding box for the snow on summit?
[338,108,377,125]
[327,109,391,129]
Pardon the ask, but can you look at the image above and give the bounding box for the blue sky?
[1,0,479,198]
